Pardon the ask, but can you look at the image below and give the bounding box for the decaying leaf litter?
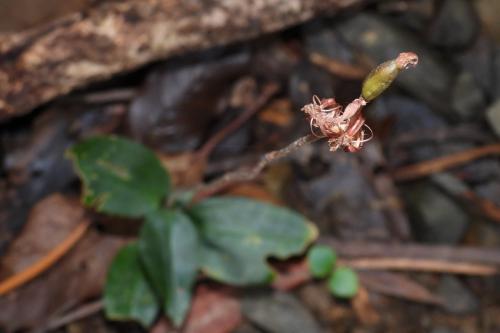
[2,0,500,332]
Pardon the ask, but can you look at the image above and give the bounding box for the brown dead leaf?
[0,194,84,279]
[224,183,283,205]
[0,195,126,332]
[150,285,242,333]
[272,259,311,291]
[359,271,443,305]
[258,99,294,127]
[184,285,242,333]
[157,152,206,187]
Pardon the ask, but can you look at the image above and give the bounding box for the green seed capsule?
[361,60,399,103]
[361,52,418,103]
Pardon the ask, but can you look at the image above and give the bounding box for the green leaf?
[138,209,199,326]
[328,267,359,298]
[189,197,318,285]
[67,135,170,218]
[104,243,159,328]
[307,245,336,279]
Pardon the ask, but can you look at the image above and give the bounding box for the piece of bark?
[0,0,364,120]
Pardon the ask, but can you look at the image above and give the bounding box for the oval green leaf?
[138,209,200,327]
[67,136,170,217]
[307,245,336,279]
[189,197,318,285]
[328,267,359,299]
[104,243,159,328]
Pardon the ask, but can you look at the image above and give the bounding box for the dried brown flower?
[301,95,371,152]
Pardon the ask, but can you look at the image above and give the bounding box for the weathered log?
[0,0,364,121]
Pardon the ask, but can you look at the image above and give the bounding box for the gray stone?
[242,292,322,333]
[457,37,495,97]
[402,181,469,244]
[369,95,447,135]
[437,276,479,314]
[303,20,355,63]
[495,46,500,98]
[451,72,486,121]
[428,0,479,49]
[486,99,500,137]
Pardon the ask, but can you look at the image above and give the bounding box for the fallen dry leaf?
[224,183,283,206]
[157,152,206,187]
[359,271,443,305]
[150,284,242,333]
[0,194,84,279]
[0,194,126,332]
[258,99,294,127]
[272,259,311,291]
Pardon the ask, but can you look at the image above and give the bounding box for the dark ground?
[2,0,500,332]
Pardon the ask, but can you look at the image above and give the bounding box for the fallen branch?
[392,144,500,181]
[341,258,497,276]
[0,0,366,120]
[325,238,500,266]
[0,219,90,296]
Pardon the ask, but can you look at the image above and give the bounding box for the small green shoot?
[328,267,359,299]
[307,245,336,279]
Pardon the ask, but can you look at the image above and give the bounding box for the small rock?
[303,20,355,63]
[377,0,435,33]
[437,276,479,314]
[486,99,500,137]
[428,0,479,49]
[369,95,447,136]
[301,153,391,240]
[401,181,469,244]
[451,72,486,121]
[495,46,500,98]
[242,292,322,333]
[457,37,495,97]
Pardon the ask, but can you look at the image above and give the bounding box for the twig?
[39,300,104,333]
[197,83,279,160]
[392,144,500,181]
[462,190,500,223]
[0,220,90,296]
[341,258,497,276]
[78,88,137,104]
[324,238,500,266]
[192,133,321,202]
[309,52,368,80]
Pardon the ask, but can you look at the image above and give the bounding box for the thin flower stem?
[192,133,321,203]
